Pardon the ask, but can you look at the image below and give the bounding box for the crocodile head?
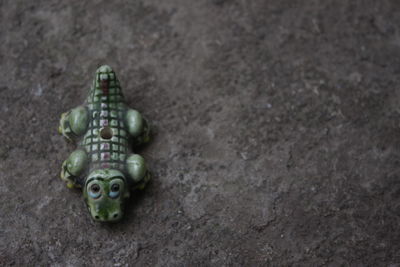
[83,169,130,222]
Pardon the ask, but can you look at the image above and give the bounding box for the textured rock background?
[1,0,400,266]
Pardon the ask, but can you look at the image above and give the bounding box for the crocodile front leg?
[126,154,150,190]
[61,149,89,188]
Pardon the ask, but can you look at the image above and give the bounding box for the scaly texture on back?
[82,66,129,175]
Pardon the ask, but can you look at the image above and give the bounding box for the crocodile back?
[80,67,130,177]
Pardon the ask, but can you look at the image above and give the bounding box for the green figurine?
[58,65,150,222]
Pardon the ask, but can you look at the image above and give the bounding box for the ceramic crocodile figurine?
[58,65,150,222]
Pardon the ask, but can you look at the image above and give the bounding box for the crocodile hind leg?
[58,106,89,141]
[125,109,151,146]
[126,154,150,190]
[61,149,88,188]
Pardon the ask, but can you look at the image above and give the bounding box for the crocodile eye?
[89,184,101,199]
[109,183,120,198]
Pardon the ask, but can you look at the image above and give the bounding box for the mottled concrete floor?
[1,0,400,266]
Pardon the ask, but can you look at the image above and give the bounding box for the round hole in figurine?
[100,126,113,140]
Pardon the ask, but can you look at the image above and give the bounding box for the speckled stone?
[1,0,400,266]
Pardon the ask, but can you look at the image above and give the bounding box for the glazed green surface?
[59,65,150,222]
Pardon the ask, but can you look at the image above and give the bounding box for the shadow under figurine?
[58,65,150,222]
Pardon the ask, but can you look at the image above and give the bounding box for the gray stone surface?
[1,0,400,265]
